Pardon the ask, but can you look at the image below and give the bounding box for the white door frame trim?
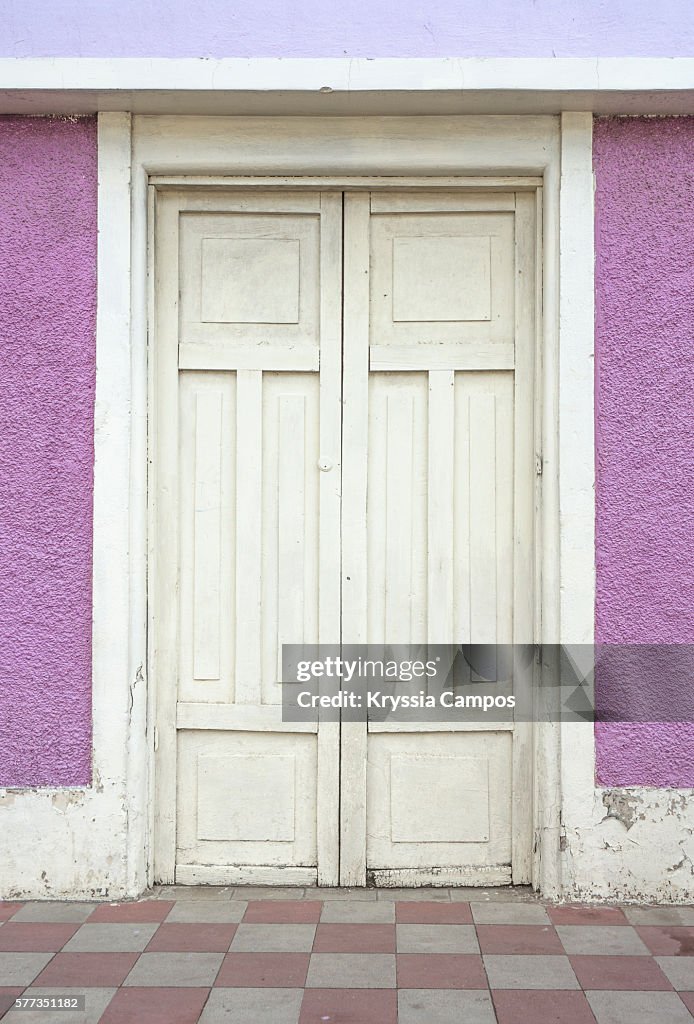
[87,111,595,896]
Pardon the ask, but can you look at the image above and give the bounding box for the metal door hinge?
[535,454,543,475]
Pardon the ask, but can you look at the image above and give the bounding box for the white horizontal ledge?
[0,57,692,115]
[0,57,692,92]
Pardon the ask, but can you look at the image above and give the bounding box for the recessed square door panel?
[366,732,512,870]
[369,212,514,347]
[176,730,317,867]
[179,210,320,346]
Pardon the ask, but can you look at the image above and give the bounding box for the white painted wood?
[178,371,235,704]
[428,370,455,644]
[154,175,543,190]
[152,190,182,883]
[176,865,316,886]
[371,192,516,213]
[369,865,512,887]
[315,192,342,886]
[370,343,514,371]
[133,117,559,179]
[340,192,371,886]
[362,192,534,883]
[177,703,318,732]
[369,720,515,733]
[179,343,319,372]
[154,191,341,884]
[511,191,538,884]
[234,369,263,705]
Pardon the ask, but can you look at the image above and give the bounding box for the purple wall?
[0,113,692,791]
[0,116,96,787]
[594,116,694,787]
[0,0,692,57]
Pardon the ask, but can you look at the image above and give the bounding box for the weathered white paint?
[0,57,693,115]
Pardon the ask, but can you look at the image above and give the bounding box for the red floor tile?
[396,953,487,989]
[0,922,79,951]
[215,951,310,987]
[395,901,473,924]
[680,992,694,1013]
[636,926,694,956]
[313,924,395,953]
[0,904,22,922]
[146,923,236,952]
[300,988,397,1024]
[89,900,174,923]
[243,900,322,923]
[99,987,209,1024]
[493,989,598,1024]
[0,990,24,1016]
[476,924,564,954]
[548,905,628,926]
[33,952,139,987]
[569,954,673,990]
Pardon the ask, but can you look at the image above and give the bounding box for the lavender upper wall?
[0,116,96,787]
[594,116,694,787]
[1,0,692,57]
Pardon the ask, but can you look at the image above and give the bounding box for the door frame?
[91,112,595,894]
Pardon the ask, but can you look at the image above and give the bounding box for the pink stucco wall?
[0,0,692,57]
[0,114,692,790]
[0,116,96,787]
[594,116,694,786]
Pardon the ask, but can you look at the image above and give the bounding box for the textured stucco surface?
[594,116,694,787]
[0,0,693,57]
[0,116,96,786]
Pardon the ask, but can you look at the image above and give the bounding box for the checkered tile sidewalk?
[1,890,694,1022]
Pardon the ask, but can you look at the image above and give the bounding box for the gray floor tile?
[306,888,377,901]
[471,902,550,924]
[306,953,396,988]
[587,990,693,1024]
[63,923,159,952]
[396,924,479,953]
[483,954,580,989]
[453,886,539,903]
[123,951,224,986]
[625,906,694,926]
[556,924,649,955]
[200,988,303,1023]
[167,901,248,923]
[656,956,694,990]
[230,924,315,952]
[230,888,306,900]
[1,987,116,1024]
[11,903,95,923]
[320,901,395,923]
[398,989,496,1024]
[155,886,235,900]
[376,889,450,901]
[0,953,53,987]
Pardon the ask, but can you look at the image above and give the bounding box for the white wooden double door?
[153,186,537,887]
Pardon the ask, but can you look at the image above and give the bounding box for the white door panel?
[154,190,342,885]
[341,191,536,886]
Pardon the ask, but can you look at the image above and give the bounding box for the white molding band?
[0,57,691,115]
